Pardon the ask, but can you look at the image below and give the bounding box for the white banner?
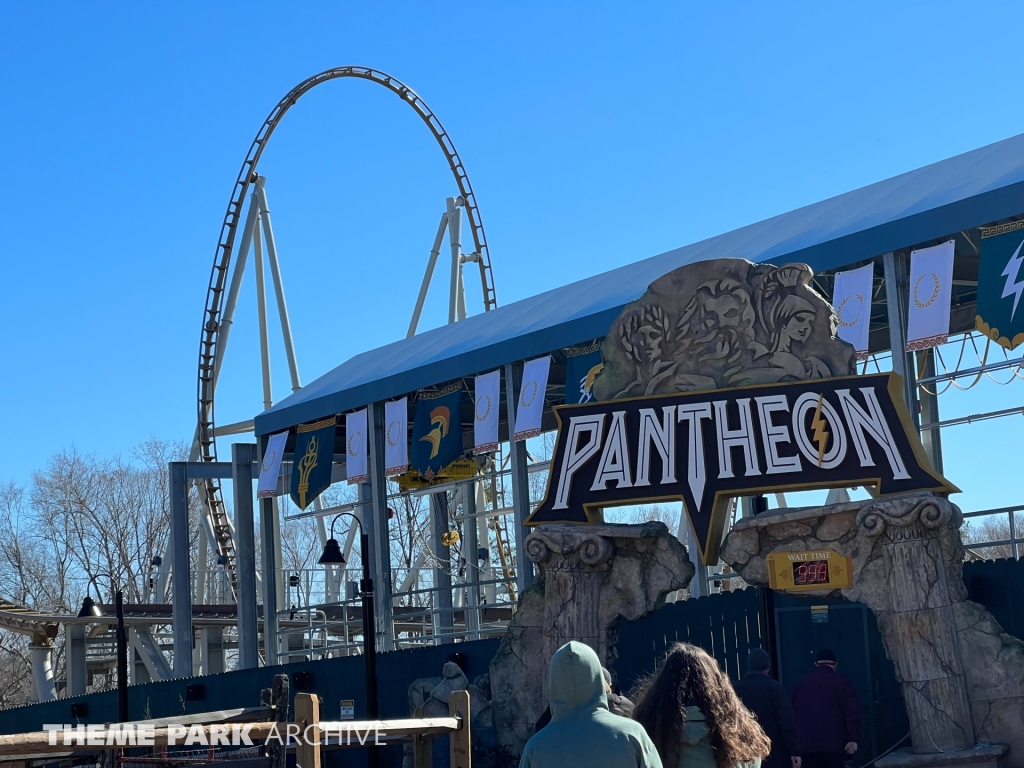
[474,369,501,454]
[906,240,954,351]
[385,398,409,476]
[345,409,368,485]
[514,356,551,442]
[257,431,288,498]
[832,263,874,359]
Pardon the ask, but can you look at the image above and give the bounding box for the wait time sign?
[766,549,854,593]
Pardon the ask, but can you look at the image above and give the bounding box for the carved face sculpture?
[620,305,671,366]
[770,294,818,352]
[637,321,664,360]
[678,280,756,363]
[699,294,746,341]
[785,310,813,342]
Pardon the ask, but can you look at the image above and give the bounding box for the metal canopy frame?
[255,131,1024,436]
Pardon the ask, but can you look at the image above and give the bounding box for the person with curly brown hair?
[632,643,771,768]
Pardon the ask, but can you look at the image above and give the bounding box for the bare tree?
[0,439,189,707]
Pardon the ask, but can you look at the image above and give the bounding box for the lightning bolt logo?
[811,394,829,468]
[1001,239,1024,321]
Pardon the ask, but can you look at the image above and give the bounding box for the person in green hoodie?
[633,643,770,768]
[519,641,663,768]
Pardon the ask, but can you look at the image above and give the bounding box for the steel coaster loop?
[197,67,497,593]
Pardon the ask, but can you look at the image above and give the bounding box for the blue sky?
[2,2,1023,514]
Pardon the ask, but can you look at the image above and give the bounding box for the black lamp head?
[318,538,346,566]
[78,595,103,619]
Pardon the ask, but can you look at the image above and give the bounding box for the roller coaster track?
[198,67,497,596]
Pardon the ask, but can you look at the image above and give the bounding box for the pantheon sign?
[527,260,956,563]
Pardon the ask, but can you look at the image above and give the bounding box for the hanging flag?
[411,384,465,481]
[563,341,604,404]
[384,398,409,476]
[257,431,289,498]
[978,221,1024,351]
[346,409,368,485]
[514,356,551,442]
[906,240,954,351]
[832,263,873,359]
[289,417,336,510]
[474,370,500,454]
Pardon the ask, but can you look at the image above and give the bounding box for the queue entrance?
[616,587,909,764]
[769,591,910,761]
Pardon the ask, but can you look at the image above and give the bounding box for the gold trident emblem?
[296,434,319,509]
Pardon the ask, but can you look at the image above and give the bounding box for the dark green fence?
[4,557,1023,764]
[0,639,499,736]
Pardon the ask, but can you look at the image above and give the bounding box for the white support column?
[65,624,87,697]
[446,197,462,325]
[254,177,302,393]
[29,642,56,703]
[408,212,448,338]
[253,221,273,411]
[204,626,225,675]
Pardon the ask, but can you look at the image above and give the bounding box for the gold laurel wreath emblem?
[914,273,941,309]
[836,294,864,327]
[387,421,401,447]
[475,394,491,422]
[520,380,539,408]
[261,448,276,472]
[347,431,362,457]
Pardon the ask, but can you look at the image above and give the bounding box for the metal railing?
[273,567,518,661]
[961,505,1024,560]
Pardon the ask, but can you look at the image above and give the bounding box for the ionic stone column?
[856,498,974,752]
[489,521,694,752]
[525,528,614,700]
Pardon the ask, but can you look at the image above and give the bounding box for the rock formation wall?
[722,495,1024,764]
[489,522,694,755]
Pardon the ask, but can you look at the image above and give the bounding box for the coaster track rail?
[197,67,497,594]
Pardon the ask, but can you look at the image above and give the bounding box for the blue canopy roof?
[255,132,1024,436]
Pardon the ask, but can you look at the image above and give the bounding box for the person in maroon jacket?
[791,649,861,768]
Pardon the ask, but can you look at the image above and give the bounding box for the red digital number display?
[793,560,830,585]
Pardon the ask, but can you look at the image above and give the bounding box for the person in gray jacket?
[520,641,662,768]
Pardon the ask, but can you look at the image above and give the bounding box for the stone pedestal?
[490,522,694,755]
[722,494,1023,767]
[857,499,974,750]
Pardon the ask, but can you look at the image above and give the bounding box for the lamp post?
[78,574,129,723]
[318,513,378,751]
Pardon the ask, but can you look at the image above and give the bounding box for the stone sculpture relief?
[594,259,857,400]
[721,496,1024,766]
